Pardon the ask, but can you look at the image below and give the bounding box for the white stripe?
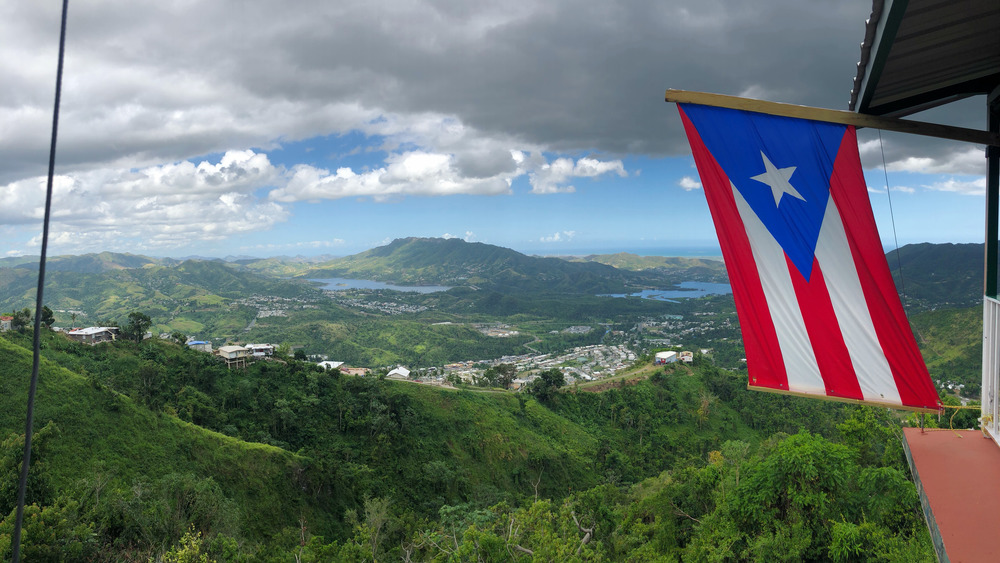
[731,182,826,394]
[814,197,902,405]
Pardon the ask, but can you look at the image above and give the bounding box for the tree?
[11,308,31,331]
[529,368,565,403]
[293,349,308,361]
[495,363,517,389]
[39,305,55,328]
[121,311,152,343]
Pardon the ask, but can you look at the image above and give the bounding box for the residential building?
[654,351,677,365]
[67,327,119,345]
[216,345,249,369]
[387,366,411,379]
[187,340,213,353]
[245,343,275,357]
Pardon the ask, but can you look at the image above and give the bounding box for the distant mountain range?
[0,239,988,309]
[299,237,726,294]
[886,242,986,311]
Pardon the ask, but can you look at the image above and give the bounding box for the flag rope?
[919,404,989,438]
[878,130,910,316]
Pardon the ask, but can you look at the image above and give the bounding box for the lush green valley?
[0,327,935,561]
[0,239,986,560]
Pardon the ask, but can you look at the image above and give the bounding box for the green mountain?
[888,242,985,311]
[0,252,177,273]
[569,252,727,281]
[302,237,688,294]
[0,259,317,333]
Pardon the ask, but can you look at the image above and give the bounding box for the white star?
[750,151,804,207]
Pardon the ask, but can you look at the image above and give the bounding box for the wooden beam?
[665,89,1000,147]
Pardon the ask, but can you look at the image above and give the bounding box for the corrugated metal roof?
[851,0,1000,116]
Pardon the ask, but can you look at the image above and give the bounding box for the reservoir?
[600,281,732,302]
[309,277,452,293]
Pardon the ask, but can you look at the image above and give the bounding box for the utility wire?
[879,129,909,313]
[12,0,69,560]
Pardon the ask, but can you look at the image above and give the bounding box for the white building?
[654,351,677,365]
[387,366,411,379]
[67,327,119,345]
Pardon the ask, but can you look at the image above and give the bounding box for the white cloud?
[924,177,987,196]
[867,184,915,194]
[529,157,626,194]
[4,151,287,254]
[270,150,514,203]
[540,230,576,243]
[678,176,702,190]
[859,141,987,177]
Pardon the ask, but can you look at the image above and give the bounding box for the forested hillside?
[0,329,935,561]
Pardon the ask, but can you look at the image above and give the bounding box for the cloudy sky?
[0,0,989,259]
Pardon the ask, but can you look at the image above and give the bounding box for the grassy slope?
[910,305,982,394]
[0,337,322,537]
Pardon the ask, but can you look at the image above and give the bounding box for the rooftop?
[902,427,1000,562]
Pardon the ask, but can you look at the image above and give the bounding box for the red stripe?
[828,127,939,410]
[787,256,865,399]
[678,106,790,391]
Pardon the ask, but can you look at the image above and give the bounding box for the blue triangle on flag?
[680,105,847,280]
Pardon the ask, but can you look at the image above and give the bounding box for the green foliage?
[0,421,59,518]
[0,497,97,562]
[529,368,566,403]
[0,325,936,561]
[39,306,55,328]
[10,308,31,331]
[121,311,153,343]
[158,525,217,563]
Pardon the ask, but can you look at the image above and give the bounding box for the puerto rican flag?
[677,103,940,412]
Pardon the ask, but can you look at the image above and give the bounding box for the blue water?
[309,277,452,293]
[600,281,732,302]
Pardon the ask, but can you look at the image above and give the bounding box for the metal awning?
[850,0,1000,116]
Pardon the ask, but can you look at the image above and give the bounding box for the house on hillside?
[387,366,411,379]
[654,351,677,365]
[679,351,694,363]
[245,343,274,357]
[216,345,249,369]
[318,360,344,371]
[67,327,119,345]
[187,340,213,353]
[0,316,12,332]
[341,367,369,376]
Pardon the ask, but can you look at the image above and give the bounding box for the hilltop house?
[654,351,677,365]
[317,360,344,371]
[216,345,249,369]
[67,327,119,345]
[0,316,12,332]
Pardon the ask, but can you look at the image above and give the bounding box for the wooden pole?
[665,89,1000,147]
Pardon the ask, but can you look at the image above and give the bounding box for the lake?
[309,277,452,293]
[599,281,732,302]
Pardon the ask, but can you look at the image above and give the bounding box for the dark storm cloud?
[1,0,986,185]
